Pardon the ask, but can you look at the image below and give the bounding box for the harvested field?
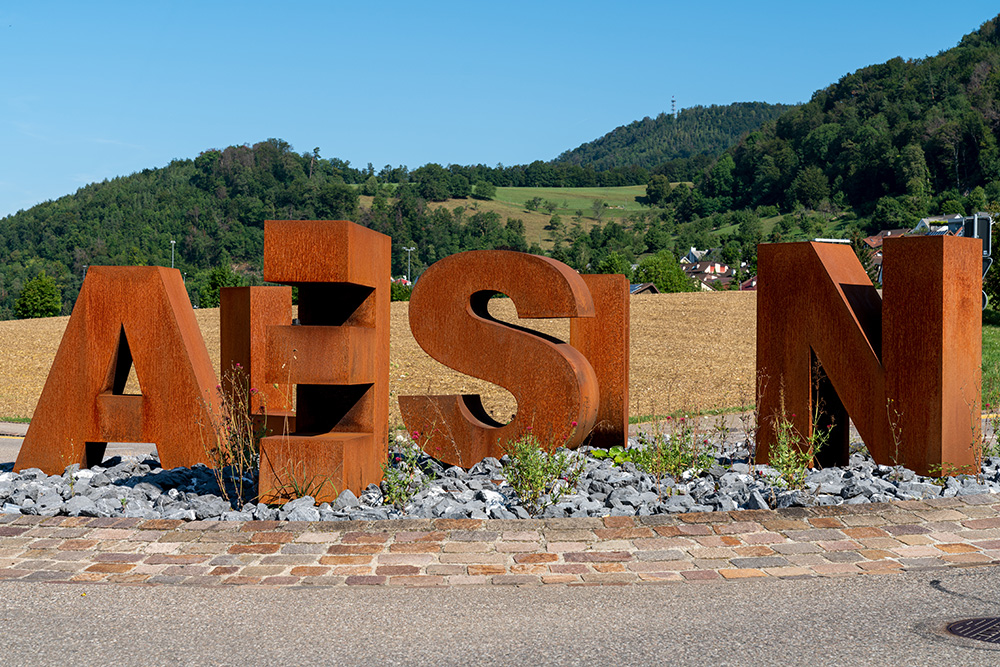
[0,292,757,424]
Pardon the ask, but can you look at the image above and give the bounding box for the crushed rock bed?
[1,437,997,522]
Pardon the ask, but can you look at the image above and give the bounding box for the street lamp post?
[170,240,176,269]
[403,246,416,283]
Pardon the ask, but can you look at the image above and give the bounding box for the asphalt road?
[0,433,154,467]
[0,566,998,666]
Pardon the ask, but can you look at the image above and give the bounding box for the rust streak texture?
[399,250,603,467]
[570,274,630,450]
[15,267,221,473]
[257,220,390,503]
[220,286,295,436]
[756,236,981,476]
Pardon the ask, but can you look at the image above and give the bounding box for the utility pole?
[170,239,176,268]
[403,246,416,283]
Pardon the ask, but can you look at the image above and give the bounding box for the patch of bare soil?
[0,292,757,425]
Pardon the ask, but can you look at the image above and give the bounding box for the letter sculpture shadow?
[756,236,981,476]
[15,267,221,473]
[399,250,629,467]
[257,220,390,503]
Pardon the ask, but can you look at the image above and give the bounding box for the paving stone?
[820,551,866,563]
[729,556,790,569]
[719,568,766,579]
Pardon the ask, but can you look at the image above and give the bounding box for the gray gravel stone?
[64,495,98,517]
[334,489,359,509]
[1,430,997,523]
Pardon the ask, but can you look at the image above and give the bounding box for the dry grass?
[0,292,757,424]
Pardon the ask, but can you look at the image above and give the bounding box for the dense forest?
[554,103,795,171]
[683,14,1000,225]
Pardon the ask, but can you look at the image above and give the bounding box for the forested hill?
[690,14,1000,223]
[553,102,796,171]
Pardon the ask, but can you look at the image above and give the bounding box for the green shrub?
[15,272,62,318]
[502,432,583,515]
[390,281,412,301]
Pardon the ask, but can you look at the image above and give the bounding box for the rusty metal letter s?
[399,250,600,467]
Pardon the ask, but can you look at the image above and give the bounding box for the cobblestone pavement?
[0,494,998,588]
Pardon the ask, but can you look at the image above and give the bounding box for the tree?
[525,197,542,211]
[450,174,471,198]
[969,186,988,213]
[595,251,633,281]
[317,182,360,219]
[645,175,672,206]
[198,262,244,308]
[15,272,62,318]
[473,181,496,200]
[721,239,742,267]
[789,166,830,209]
[633,250,697,293]
[872,196,908,230]
[850,228,880,285]
[361,175,381,196]
[544,215,565,243]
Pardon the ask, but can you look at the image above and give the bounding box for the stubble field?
[0,292,758,425]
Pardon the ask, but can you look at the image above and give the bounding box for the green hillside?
[554,102,796,171]
[690,14,1000,226]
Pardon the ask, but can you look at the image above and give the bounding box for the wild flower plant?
[764,388,830,490]
[631,415,715,499]
[382,433,435,508]
[200,362,265,507]
[501,426,583,516]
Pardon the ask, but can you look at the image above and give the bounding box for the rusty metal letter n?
[15,267,221,474]
[399,250,601,468]
[756,236,981,476]
[257,220,390,503]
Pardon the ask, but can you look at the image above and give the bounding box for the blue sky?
[1,1,998,218]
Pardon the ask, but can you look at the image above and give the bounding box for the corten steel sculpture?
[756,236,981,476]
[220,286,295,434]
[257,220,390,503]
[15,267,221,473]
[399,250,601,467]
[569,273,630,449]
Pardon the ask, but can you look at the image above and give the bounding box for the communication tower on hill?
[671,96,676,118]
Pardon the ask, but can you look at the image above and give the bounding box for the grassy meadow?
[492,185,649,215]
[363,185,665,250]
[983,309,1000,406]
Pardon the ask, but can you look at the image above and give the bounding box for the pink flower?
[571,421,577,428]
